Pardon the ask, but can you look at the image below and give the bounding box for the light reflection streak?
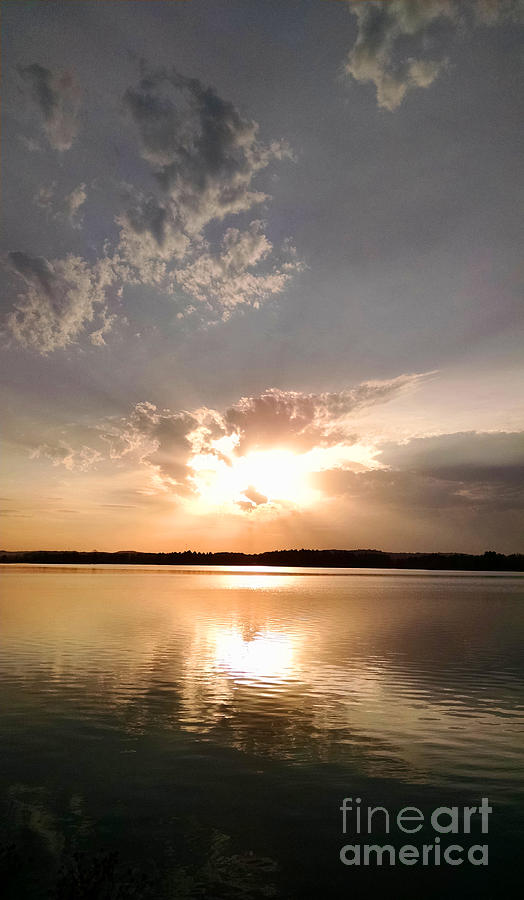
[211,626,295,681]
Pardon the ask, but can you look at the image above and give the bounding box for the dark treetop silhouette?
[1,548,522,571]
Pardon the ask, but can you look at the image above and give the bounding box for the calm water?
[1,566,523,898]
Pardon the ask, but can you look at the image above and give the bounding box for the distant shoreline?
[1,548,522,571]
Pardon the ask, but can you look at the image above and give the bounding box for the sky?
[1,0,523,554]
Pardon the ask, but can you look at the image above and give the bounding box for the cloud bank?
[315,430,524,513]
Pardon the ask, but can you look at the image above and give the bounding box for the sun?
[240,449,308,502]
[188,445,318,510]
[186,436,382,513]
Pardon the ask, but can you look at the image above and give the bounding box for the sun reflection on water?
[212,626,295,681]
[220,570,297,591]
[4,568,524,795]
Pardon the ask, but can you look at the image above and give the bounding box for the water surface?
[1,566,523,897]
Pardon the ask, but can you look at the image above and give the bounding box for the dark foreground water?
[1,565,523,898]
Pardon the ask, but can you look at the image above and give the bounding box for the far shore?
[1,548,523,571]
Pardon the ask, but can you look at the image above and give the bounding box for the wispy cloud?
[174,221,303,319]
[30,442,102,472]
[33,182,88,229]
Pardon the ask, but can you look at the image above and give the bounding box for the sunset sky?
[1,0,523,553]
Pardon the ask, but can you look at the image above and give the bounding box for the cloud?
[378,430,524,488]
[5,251,116,354]
[474,0,524,25]
[223,374,428,454]
[100,401,198,490]
[314,466,460,511]
[89,306,118,347]
[174,221,303,317]
[31,375,425,498]
[19,135,43,153]
[17,63,301,336]
[19,63,81,150]
[33,182,57,214]
[115,190,190,284]
[30,442,102,472]
[236,485,269,511]
[117,65,292,279]
[6,66,300,348]
[25,381,524,546]
[345,0,524,110]
[25,404,524,522]
[104,378,411,491]
[314,430,524,512]
[64,184,87,228]
[126,65,291,230]
[243,486,269,506]
[33,182,87,228]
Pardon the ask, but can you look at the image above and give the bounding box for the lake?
[1,566,523,898]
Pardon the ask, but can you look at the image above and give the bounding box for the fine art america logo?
[339,797,491,867]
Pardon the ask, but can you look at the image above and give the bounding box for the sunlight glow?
[186,438,382,513]
[188,447,318,509]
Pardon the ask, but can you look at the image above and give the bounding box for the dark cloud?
[118,65,291,279]
[8,251,56,297]
[19,63,81,150]
[314,467,463,510]
[125,66,289,228]
[378,431,524,484]
[314,431,524,512]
